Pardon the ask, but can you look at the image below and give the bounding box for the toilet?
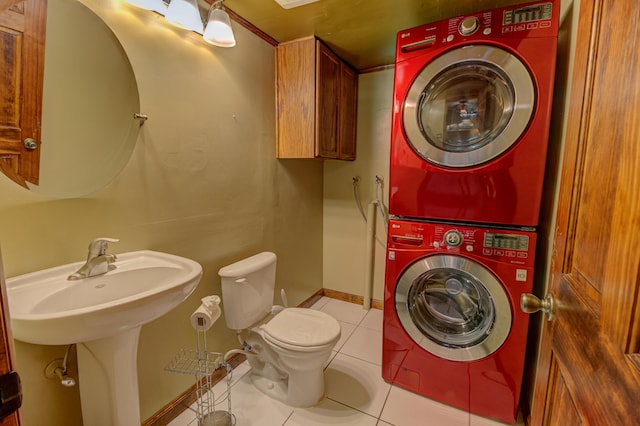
[219,252,341,407]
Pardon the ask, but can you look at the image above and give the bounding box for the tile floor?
[168,297,523,426]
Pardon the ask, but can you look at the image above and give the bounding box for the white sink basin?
[7,250,202,345]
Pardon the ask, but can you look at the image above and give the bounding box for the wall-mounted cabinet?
[276,36,358,160]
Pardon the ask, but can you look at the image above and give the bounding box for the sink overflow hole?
[95,283,107,289]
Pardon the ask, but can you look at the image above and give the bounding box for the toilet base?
[250,366,325,408]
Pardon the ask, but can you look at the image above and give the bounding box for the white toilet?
[219,252,341,407]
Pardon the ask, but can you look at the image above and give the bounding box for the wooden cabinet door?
[315,42,340,159]
[530,0,640,423]
[275,37,316,158]
[0,0,46,187]
[338,63,357,161]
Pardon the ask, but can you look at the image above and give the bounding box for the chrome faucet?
[68,238,119,280]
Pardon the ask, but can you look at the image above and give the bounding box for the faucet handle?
[88,238,119,257]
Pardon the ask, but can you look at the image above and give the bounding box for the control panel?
[503,2,553,25]
[387,219,536,266]
[396,1,557,56]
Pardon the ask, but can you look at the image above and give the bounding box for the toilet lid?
[262,308,340,348]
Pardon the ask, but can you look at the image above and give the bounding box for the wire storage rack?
[165,319,235,425]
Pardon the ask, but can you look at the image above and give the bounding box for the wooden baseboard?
[322,288,384,310]
[144,288,382,425]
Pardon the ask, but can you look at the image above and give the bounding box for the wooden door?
[0,0,46,187]
[530,0,640,423]
[0,247,21,426]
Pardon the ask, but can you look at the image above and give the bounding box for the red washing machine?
[389,1,559,226]
[382,219,536,423]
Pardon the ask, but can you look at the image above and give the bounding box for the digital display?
[503,2,552,25]
[484,233,529,251]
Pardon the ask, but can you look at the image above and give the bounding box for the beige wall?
[0,0,323,424]
[323,69,393,302]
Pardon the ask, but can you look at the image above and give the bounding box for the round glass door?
[403,45,535,167]
[395,255,511,361]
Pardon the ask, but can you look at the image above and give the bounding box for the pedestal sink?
[6,250,203,426]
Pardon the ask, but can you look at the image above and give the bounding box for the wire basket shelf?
[165,323,235,425]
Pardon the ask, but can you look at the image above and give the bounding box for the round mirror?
[26,0,140,198]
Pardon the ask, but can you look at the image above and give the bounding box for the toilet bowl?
[247,308,340,407]
[219,252,341,407]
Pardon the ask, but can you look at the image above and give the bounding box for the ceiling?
[222,0,526,71]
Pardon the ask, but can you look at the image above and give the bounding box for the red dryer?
[389,1,559,226]
[382,219,537,423]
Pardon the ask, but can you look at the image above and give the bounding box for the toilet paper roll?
[190,295,221,331]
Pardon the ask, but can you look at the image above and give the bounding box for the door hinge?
[0,371,22,419]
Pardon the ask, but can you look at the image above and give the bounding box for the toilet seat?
[262,308,340,351]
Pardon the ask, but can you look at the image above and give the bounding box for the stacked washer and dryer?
[382,1,558,423]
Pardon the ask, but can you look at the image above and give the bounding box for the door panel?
[0,0,46,187]
[545,363,581,426]
[531,0,640,423]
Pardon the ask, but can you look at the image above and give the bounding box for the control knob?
[444,230,463,247]
[459,17,479,36]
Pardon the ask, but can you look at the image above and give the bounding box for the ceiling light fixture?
[124,0,236,48]
[203,0,236,47]
[164,0,203,32]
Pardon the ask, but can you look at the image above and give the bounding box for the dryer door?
[395,254,511,361]
[403,45,535,167]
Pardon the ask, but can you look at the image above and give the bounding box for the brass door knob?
[520,292,555,321]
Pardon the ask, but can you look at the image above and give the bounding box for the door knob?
[23,138,38,150]
[520,292,555,321]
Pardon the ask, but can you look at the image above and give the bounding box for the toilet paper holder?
[165,295,235,425]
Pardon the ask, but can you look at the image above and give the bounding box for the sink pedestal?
[77,326,142,426]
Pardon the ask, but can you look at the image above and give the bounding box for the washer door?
[403,45,535,167]
[395,254,511,361]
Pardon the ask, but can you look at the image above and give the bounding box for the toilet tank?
[218,252,276,330]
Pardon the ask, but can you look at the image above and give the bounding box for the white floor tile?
[377,421,394,426]
[359,308,383,332]
[325,353,391,418]
[380,385,469,426]
[310,296,331,310]
[335,321,357,351]
[325,350,338,369]
[228,360,251,386]
[320,298,369,325]
[284,398,378,426]
[224,374,294,426]
[340,326,383,366]
[166,407,197,426]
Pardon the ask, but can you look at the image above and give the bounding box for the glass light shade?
[203,8,236,47]
[125,0,165,12]
[165,0,203,32]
